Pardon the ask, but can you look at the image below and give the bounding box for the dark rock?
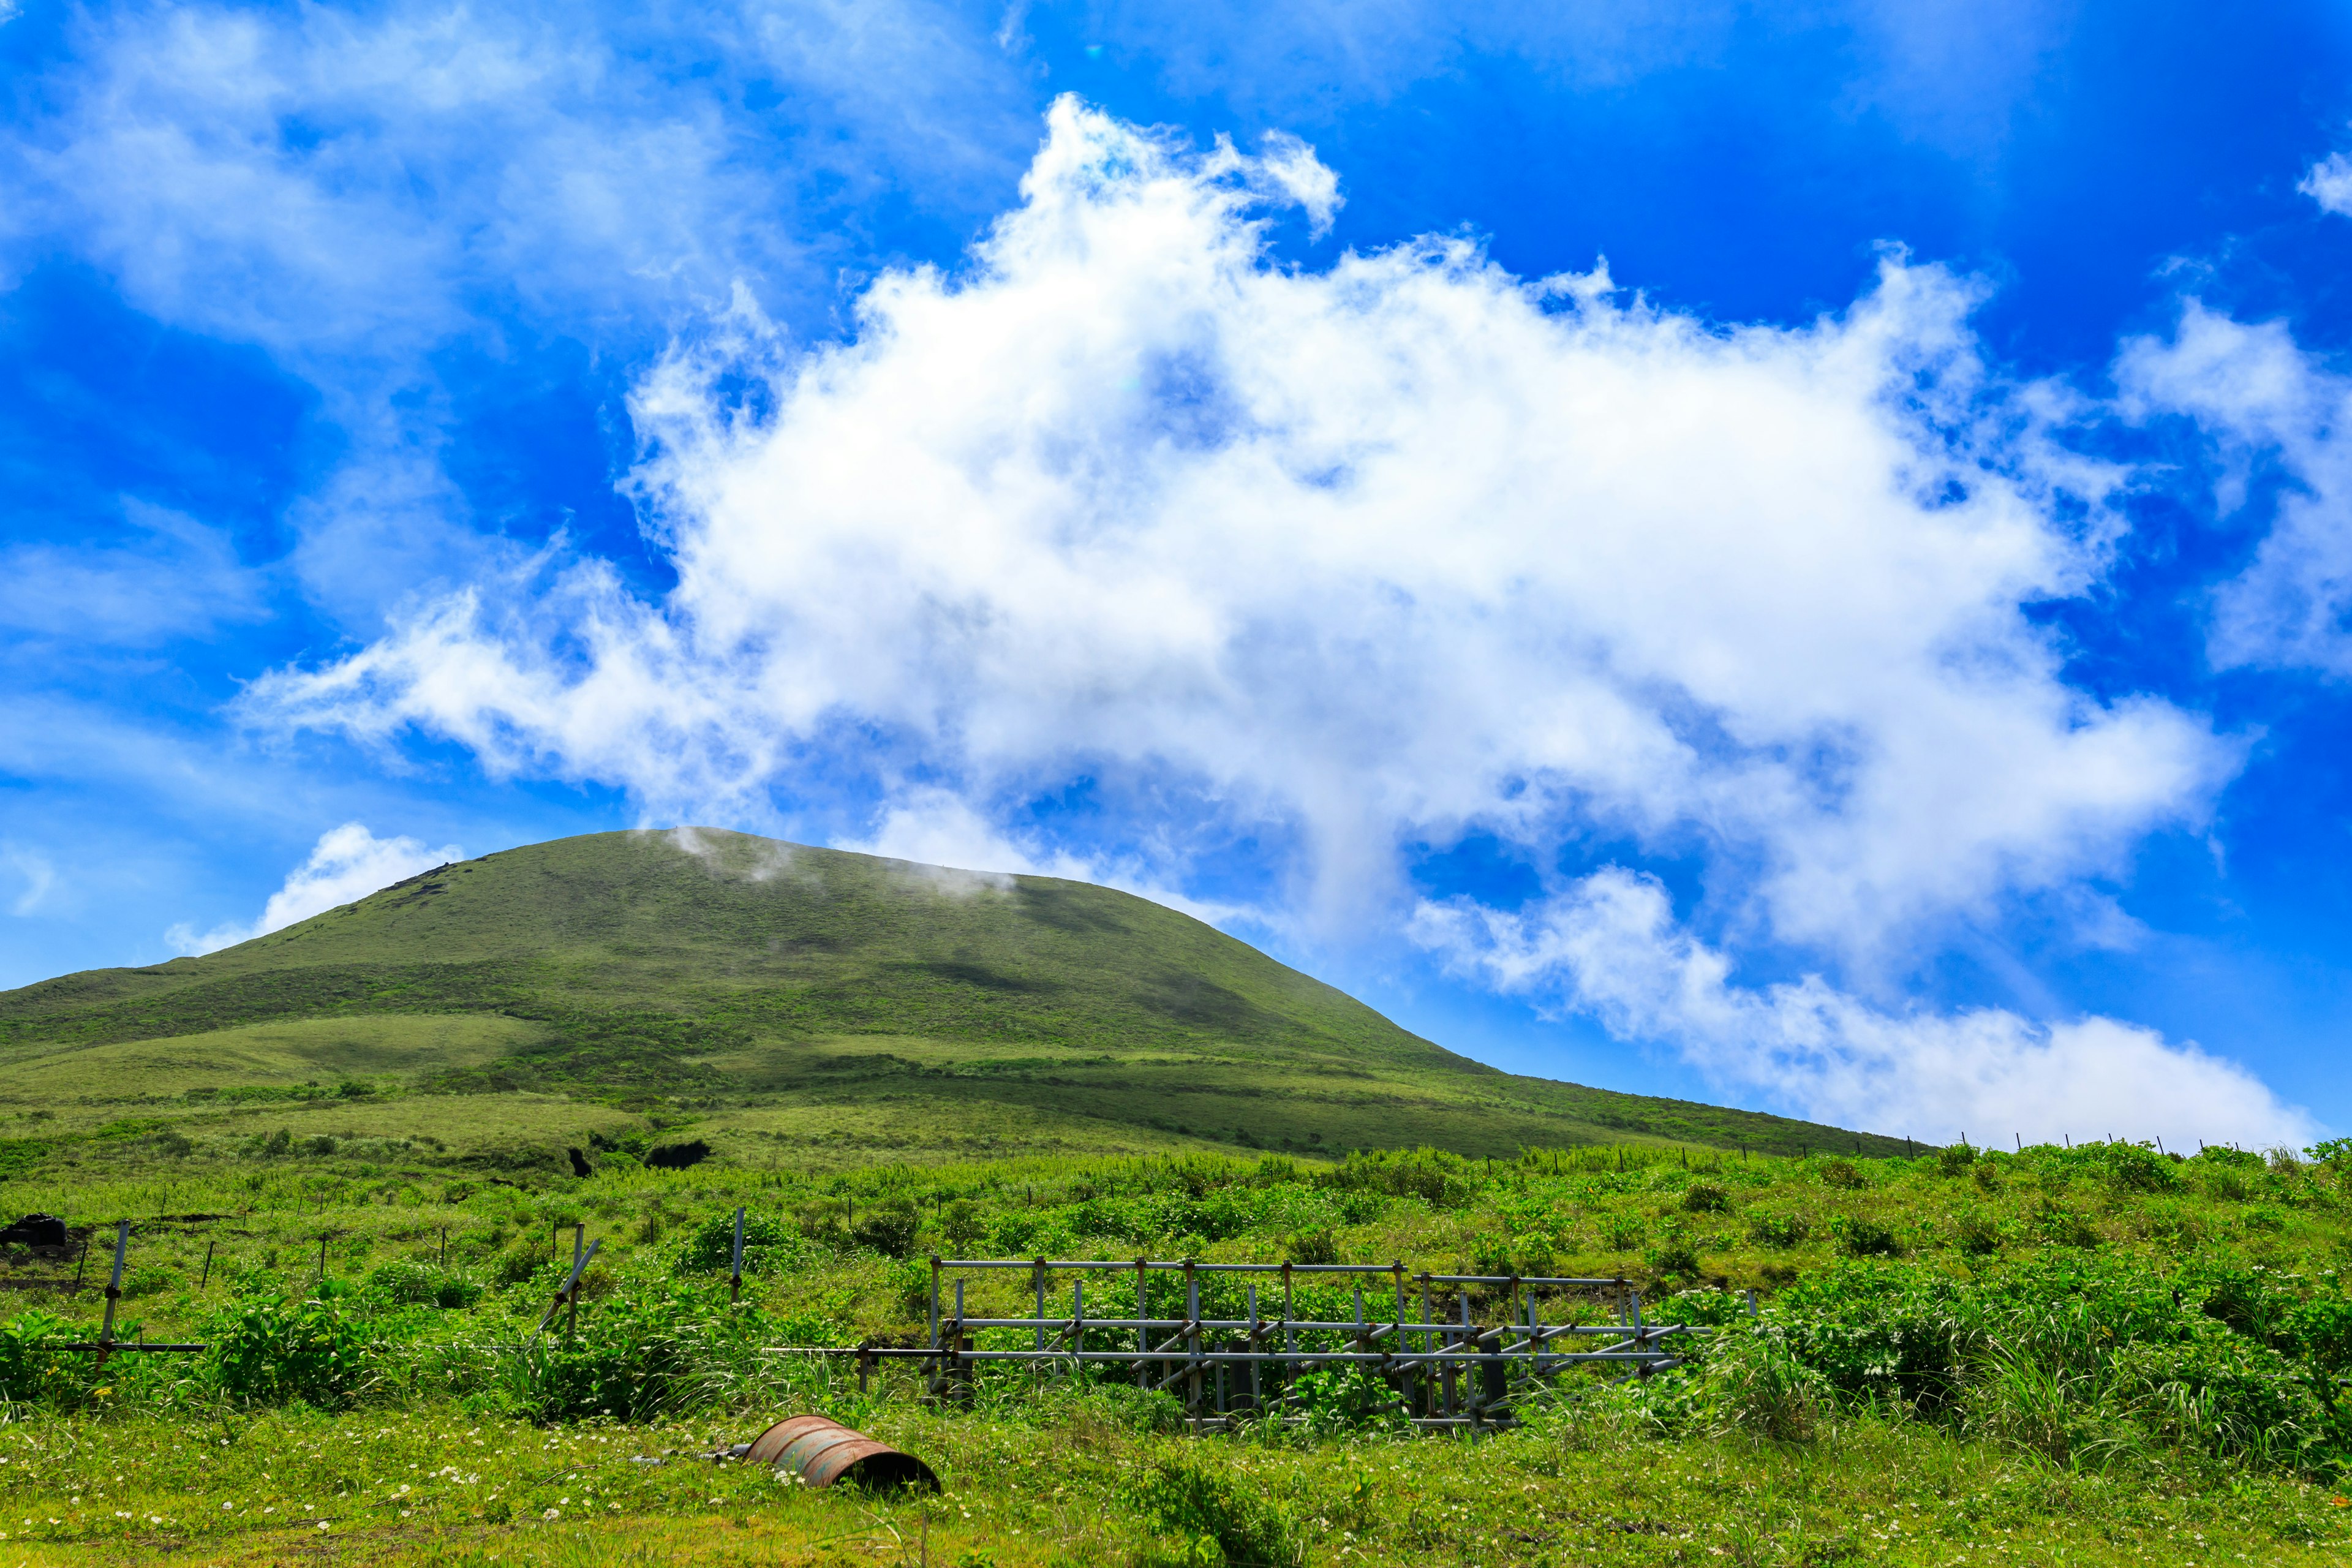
[0,1214,68,1248]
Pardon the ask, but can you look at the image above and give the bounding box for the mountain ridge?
[0,828,1913,1167]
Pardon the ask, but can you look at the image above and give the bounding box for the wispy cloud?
[1413,869,2313,1148]
[167,822,459,955]
[2119,301,2352,677]
[2301,151,2352,218]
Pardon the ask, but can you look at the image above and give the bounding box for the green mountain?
[0,829,1909,1170]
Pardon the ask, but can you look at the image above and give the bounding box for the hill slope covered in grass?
[0,828,1905,1170]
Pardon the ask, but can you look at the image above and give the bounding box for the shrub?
[1936,1144,1977,1177]
[2031,1204,2101,1248]
[1645,1232,1702,1279]
[1286,1229,1338,1265]
[677,1209,801,1276]
[1136,1453,1305,1568]
[940,1199,988,1253]
[204,1293,375,1408]
[1469,1232,1552,1278]
[499,1284,786,1422]
[1708,1327,1827,1442]
[0,1310,100,1408]
[851,1202,922,1258]
[1747,1212,1809,1250]
[1320,1147,1473,1209]
[1832,1217,1901,1258]
[1816,1159,1866,1191]
[367,1260,483,1310]
[123,1264,181,1299]
[1681,1182,1728,1213]
[2288,1294,2352,1372]
[1289,1366,1406,1437]
[2102,1143,2178,1194]
[1600,1213,1646,1252]
[1953,1211,2002,1256]
[494,1238,554,1287]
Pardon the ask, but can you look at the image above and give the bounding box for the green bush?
[851,1202,922,1258]
[1953,1211,2002,1256]
[1707,1325,1828,1442]
[1287,1366,1406,1438]
[204,1293,375,1408]
[497,1284,786,1423]
[1832,1216,1902,1258]
[2102,1143,2179,1194]
[2285,1293,2352,1371]
[1136,1453,1305,1567]
[1816,1159,1866,1190]
[1681,1182,1729,1213]
[677,1208,801,1275]
[367,1259,483,1309]
[1746,1212,1809,1249]
[1320,1147,1473,1209]
[0,1310,100,1408]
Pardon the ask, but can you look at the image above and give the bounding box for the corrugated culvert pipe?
[746,1415,941,1491]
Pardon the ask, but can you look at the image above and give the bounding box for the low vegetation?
[1,1136,2350,1563]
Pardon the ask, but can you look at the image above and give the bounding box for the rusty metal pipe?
[745,1416,939,1492]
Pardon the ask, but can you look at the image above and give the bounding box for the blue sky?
[4,0,2352,1147]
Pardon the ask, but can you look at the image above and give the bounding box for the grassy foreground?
[3,1135,2352,1563]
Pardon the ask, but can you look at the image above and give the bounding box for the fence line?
[760,1253,1726,1434]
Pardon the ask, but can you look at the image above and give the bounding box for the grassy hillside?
[0,827,1905,1168]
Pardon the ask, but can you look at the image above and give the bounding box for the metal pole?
[97,1221,129,1351]
[1246,1283,1262,1414]
[1392,1262,1407,1414]
[1135,1258,1148,1390]
[1185,1261,1201,1435]
[568,1229,587,1340]
[729,1207,746,1305]
[200,1240,214,1289]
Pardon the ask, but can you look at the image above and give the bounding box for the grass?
[0,828,1910,1164]
[2,1137,2351,1563]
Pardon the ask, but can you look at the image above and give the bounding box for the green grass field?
[0,828,1911,1167]
[0,1137,2348,1564]
[1,831,2339,1566]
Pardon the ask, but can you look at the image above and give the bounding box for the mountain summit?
[0,829,1902,1167]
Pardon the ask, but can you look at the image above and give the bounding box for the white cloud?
[167,823,459,956]
[3,848,55,917]
[2301,151,2352,218]
[7,0,1033,629]
[247,100,2258,1133]
[1414,868,2314,1148]
[2118,301,2352,676]
[259,100,2226,951]
[0,501,263,645]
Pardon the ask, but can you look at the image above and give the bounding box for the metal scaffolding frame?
[774,1256,1723,1433]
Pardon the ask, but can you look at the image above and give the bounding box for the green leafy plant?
[1136,1453,1305,1567]
[203,1292,375,1408]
